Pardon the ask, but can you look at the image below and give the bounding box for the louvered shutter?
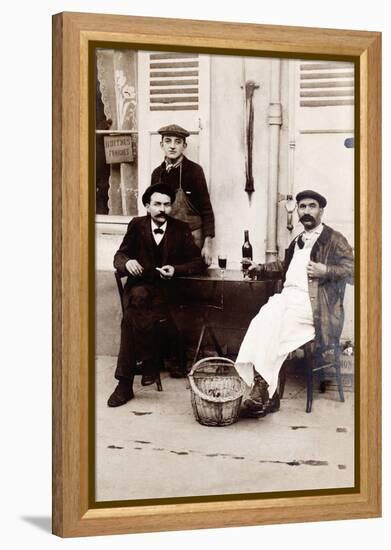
[149,52,199,111]
[291,58,355,250]
[299,61,354,107]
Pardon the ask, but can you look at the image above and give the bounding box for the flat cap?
[142,183,176,206]
[158,124,190,139]
[296,189,327,208]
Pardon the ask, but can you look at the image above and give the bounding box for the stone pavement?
[95,356,355,502]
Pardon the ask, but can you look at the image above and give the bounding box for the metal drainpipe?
[266,59,282,262]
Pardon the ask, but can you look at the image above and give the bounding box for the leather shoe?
[107,383,134,407]
[241,374,270,418]
[249,374,270,402]
[169,365,187,378]
[264,392,280,413]
[241,397,267,418]
[241,392,280,418]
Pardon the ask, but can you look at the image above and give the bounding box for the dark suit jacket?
[151,156,215,238]
[114,215,205,284]
[263,224,354,349]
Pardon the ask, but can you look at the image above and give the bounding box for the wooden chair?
[114,271,163,391]
[278,340,345,413]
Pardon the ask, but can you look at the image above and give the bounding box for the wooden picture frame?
[52,11,381,537]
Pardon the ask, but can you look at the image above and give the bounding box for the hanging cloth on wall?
[244,80,260,199]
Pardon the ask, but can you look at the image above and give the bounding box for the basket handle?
[189,356,235,377]
[188,373,246,404]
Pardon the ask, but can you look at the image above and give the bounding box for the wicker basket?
[188,357,245,426]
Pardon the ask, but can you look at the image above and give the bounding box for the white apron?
[235,244,316,395]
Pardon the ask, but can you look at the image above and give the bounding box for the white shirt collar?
[302,223,324,240]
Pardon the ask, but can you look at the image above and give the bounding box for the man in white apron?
[151,124,215,265]
[235,190,354,418]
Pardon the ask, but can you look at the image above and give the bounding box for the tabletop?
[181,267,278,284]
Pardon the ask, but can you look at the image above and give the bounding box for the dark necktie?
[297,235,305,249]
[166,161,181,173]
[154,228,164,235]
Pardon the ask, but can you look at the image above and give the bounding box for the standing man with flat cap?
[235,189,354,417]
[151,124,215,265]
[108,182,205,407]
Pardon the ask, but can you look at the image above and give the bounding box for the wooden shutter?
[149,52,199,111]
[299,61,354,108]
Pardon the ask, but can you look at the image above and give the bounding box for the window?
[95,49,210,227]
[96,49,138,219]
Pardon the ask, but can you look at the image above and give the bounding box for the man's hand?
[156,265,175,280]
[241,259,262,275]
[125,259,144,277]
[201,236,213,266]
[307,261,327,278]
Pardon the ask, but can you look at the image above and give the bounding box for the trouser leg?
[115,314,138,380]
[160,315,187,376]
[115,284,168,380]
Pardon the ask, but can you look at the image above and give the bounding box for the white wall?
[2,1,389,550]
[210,54,271,266]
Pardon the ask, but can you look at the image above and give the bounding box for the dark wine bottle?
[242,230,253,271]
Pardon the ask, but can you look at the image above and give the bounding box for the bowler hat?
[158,124,190,139]
[296,189,327,208]
[142,183,176,206]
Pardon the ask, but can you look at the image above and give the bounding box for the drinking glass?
[218,255,227,270]
[217,255,226,309]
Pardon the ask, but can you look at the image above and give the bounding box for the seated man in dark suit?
[108,182,205,407]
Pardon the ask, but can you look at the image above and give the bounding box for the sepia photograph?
[94,46,356,503]
[1,0,385,543]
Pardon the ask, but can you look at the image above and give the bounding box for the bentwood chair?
[114,271,163,391]
[278,340,345,413]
